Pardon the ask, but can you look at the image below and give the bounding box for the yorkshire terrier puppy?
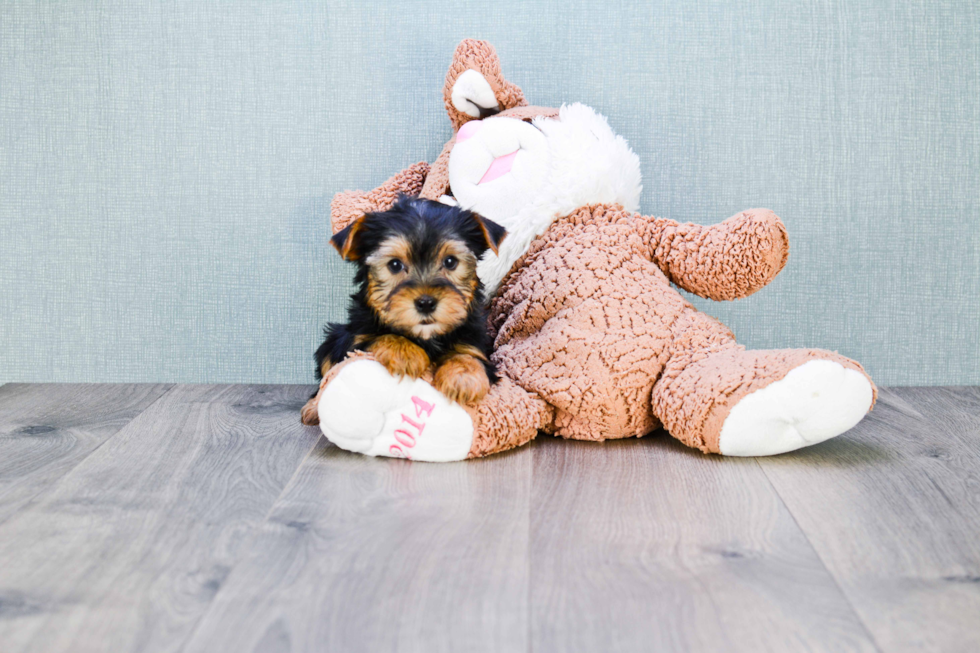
[301,196,506,426]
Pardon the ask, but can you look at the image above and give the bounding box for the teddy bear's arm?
[644,209,789,301]
[419,141,454,200]
[330,161,431,234]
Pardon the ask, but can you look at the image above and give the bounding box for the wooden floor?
[0,384,977,652]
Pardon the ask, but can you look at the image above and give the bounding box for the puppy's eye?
[387,259,405,274]
[443,255,458,271]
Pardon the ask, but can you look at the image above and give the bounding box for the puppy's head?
[332,196,506,340]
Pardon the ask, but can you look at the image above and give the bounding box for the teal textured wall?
[1,1,978,385]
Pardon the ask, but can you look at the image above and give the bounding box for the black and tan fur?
[301,196,506,425]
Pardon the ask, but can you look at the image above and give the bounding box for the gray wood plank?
[530,435,877,653]
[760,387,980,653]
[0,383,172,524]
[0,384,320,653]
[182,441,532,653]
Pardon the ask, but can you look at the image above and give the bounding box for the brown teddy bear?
[305,39,876,462]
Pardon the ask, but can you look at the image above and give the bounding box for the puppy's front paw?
[368,335,430,379]
[300,396,320,425]
[434,355,490,405]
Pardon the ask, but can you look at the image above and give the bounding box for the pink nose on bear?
[456,119,483,143]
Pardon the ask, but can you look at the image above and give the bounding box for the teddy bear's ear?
[443,39,528,132]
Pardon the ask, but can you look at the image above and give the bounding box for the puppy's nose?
[414,295,437,315]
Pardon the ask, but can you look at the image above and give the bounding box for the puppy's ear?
[331,216,366,261]
[469,213,507,256]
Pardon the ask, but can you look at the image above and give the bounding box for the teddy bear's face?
[448,105,642,226]
[447,103,644,295]
[447,116,549,224]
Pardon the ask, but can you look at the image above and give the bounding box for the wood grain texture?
[182,441,532,653]
[0,384,320,653]
[529,436,877,653]
[760,387,980,653]
[0,383,172,524]
[1,384,979,653]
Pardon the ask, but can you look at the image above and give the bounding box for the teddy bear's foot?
[718,359,874,456]
[317,359,474,462]
[653,345,876,455]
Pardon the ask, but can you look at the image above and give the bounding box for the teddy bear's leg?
[466,375,554,458]
[309,353,553,461]
[651,310,876,456]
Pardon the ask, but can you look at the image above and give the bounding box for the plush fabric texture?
[315,352,476,461]
[314,39,878,458]
[478,202,873,453]
[462,377,553,458]
[447,104,645,296]
[419,105,561,203]
[442,39,528,132]
[715,359,875,456]
[331,162,430,234]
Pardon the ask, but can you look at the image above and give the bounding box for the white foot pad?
[318,360,474,462]
[719,360,873,456]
